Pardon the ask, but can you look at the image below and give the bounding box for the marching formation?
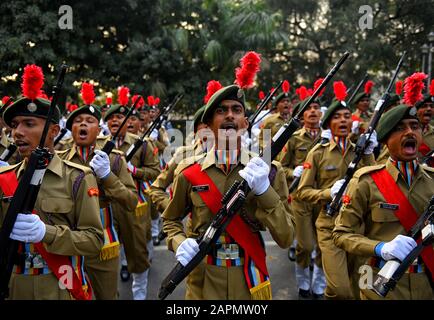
[0,49,433,301]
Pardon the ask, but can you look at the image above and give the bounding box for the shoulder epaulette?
[174,153,206,176]
[63,159,93,175]
[0,163,21,175]
[353,164,386,179]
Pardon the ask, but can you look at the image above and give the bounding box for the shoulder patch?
[353,164,386,179]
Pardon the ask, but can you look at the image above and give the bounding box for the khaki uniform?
[421,125,434,155]
[57,140,137,299]
[376,144,389,165]
[0,154,104,299]
[258,113,287,149]
[280,128,322,268]
[55,137,74,151]
[111,132,160,273]
[333,160,434,300]
[0,131,21,165]
[163,147,294,300]
[149,141,203,213]
[296,138,375,299]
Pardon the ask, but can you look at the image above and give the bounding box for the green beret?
[377,104,418,142]
[293,97,321,118]
[103,104,130,122]
[274,92,290,106]
[383,94,400,111]
[201,85,245,123]
[352,92,370,107]
[193,105,206,131]
[66,104,102,130]
[3,97,60,127]
[321,100,350,129]
[415,94,434,109]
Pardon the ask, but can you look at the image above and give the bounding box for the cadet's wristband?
[374,242,385,257]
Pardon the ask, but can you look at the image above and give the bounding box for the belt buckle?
[216,244,239,260]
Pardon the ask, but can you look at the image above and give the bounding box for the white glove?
[127,161,136,174]
[363,130,378,155]
[90,150,111,179]
[293,165,304,178]
[351,121,360,134]
[238,157,270,195]
[150,129,159,140]
[330,179,345,199]
[176,238,200,266]
[320,106,328,117]
[320,129,332,141]
[10,213,46,243]
[381,235,417,261]
[0,160,9,167]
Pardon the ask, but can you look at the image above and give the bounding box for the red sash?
[182,163,268,276]
[370,168,434,280]
[419,142,430,156]
[0,170,92,300]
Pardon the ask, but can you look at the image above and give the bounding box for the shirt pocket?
[41,197,74,215]
[371,207,400,222]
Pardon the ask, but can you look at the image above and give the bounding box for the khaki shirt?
[376,144,389,165]
[421,124,434,153]
[56,141,137,211]
[258,113,287,149]
[55,137,74,151]
[0,154,104,256]
[333,160,434,299]
[162,147,294,253]
[154,127,170,155]
[149,140,204,213]
[280,127,321,184]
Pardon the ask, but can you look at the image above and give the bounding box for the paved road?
[118,232,300,300]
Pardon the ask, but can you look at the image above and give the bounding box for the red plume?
[21,64,44,100]
[403,72,427,106]
[132,95,145,109]
[395,80,403,96]
[2,96,11,106]
[69,104,78,112]
[38,90,49,100]
[282,80,290,93]
[313,78,325,96]
[106,96,112,105]
[430,80,434,97]
[364,80,374,94]
[333,81,348,102]
[147,96,155,106]
[204,80,223,104]
[258,91,265,100]
[297,86,309,101]
[155,97,160,105]
[81,82,95,105]
[234,51,261,89]
[118,86,130,106]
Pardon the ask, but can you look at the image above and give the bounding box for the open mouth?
[78,128,88,139]
[220,122,237,136]
[15,140,30,152]
[402,139,417,155]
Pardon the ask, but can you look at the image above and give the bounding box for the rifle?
[371,195,434,297]
[101,97,141,155]
[158,51,350,300]
[421,149,434,166]
[346,73,369,106]
[54,127,68,147]
[326,51,407,217]
[0,64,68,300]
[0,144,17,162]
[125,93,183,162]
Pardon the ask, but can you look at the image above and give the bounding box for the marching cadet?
[258,83,292,149]
[296,81,377,299]
[333,103,434,300]
[0,64,103,300]
[104,90,160,300]
[162,53,294,300]
[415,81,434,162]
[350,80,374,139]
[280,96,326,299]
[57,83,137,299]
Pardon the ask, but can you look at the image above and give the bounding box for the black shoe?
[153,236,161,246]
[288,247,296,261]
[298,288,311,299]
[312,292,324,300]
[120,265,130,282]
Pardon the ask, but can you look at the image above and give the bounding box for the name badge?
[192,184,210,192]
[298,147,307,151]
[379,202,399,210]
[325,165,337,171]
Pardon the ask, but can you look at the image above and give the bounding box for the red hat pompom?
[282,80,290,93]
[297,86,309,101]
[81,82,95,105]
[204,80,223,104]
[2,96,12,106]
[147,96,155,106]
[70,104,78,112]
[430,80,434,97]
[333,81,348,102]
[22,64,44,100]
[258,91,265,100]
[132,95,145,109]
[154,97,160,105]
[106,96,113,105]
[313,78,325,96]
[118,86,130,106]
[38,90,49,100]
[403,72,427,106]
[364,80,374,94]
[307,88,313,96]
[234,51,261,90]
[395,80,403,96]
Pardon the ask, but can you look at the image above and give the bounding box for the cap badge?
[89,106,95,113]
[409,107,416,116]
[27,102,37,113]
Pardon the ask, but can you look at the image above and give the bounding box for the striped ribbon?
[215,149,239,175]
[99,205,120,260]
[134,179,153,216]
[76,145,95,163]
[305,127,319,139]
[389,158,419,187]
[333,136,347,155]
